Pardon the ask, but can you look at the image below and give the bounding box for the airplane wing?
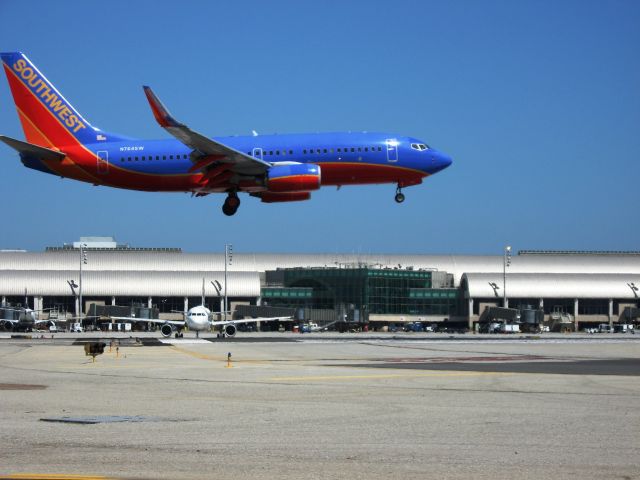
[109,316,185,327]
[210,317,292,327]
[142,86,270,178]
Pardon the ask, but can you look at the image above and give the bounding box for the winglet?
[143,86,182,128]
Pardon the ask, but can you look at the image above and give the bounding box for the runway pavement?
[0,333,639,479]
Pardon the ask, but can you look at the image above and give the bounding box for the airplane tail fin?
[0,52,130,149]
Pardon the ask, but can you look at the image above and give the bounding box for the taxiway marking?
[270,371,511,381]
[0,475,110,480]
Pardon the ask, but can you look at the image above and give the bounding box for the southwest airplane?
[0,52,452,215]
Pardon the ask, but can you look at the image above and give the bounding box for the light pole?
[224,244,232,321]
[79,243,87,319]
[503,245,511,308]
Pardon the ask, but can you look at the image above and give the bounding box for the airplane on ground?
[108,280,291,338]
[0,52,452,216]
[0,305,53,332]
[0,291,57,332]
[109,304,290,339]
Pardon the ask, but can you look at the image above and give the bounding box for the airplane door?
[385,139,398,163]
[252,147,263,160]
[97,150,109,174]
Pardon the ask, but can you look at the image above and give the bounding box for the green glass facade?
[261,287,313,306]
[262,268,462,318]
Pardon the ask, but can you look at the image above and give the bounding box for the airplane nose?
[431,151,452,172]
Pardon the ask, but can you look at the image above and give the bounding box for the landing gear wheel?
[394,192,405,203]
[222,193,240,216]
[222,203,236,216]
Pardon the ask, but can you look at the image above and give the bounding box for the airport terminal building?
[1,237,639,331]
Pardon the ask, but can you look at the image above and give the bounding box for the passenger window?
[163,155,166,160]
[170,155,173,160]
[303,149,307,154]
[351,147,355,152]
[330,148,334,153]
[378,146,382,151]
[289,150,293,154]
[135,157,138,161]
[364,147,368,152]
[127,157,131,162]
[337,148,341,152]
[358,147,361,152]
[276,150,280,155]
[269,151,273,155]
[156,156,159,160]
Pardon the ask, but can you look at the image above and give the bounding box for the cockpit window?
[411,143,430,151]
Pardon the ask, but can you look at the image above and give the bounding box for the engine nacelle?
[2,320,13,332]
[160,324,173,337]
[259,192,311,203]
[223,323,237,338]
[266,164,321,192]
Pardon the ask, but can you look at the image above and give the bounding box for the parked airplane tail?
[0,51,130,149]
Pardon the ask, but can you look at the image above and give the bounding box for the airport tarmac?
[0,333,639,479]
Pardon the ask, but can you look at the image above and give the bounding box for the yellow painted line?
[271,371,511,381]
[169,345,226,361]
[167,346,295,366]
[0,475,110,480]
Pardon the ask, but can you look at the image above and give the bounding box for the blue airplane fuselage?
[1,51,452,214]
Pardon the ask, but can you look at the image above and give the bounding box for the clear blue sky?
[1,0,638,254]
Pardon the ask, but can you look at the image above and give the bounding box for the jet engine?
[2,320,13,331]
[266,164,321,192]
[223,323,237,337]
[160,324,173,337]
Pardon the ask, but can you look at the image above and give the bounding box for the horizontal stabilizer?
[0,135,66,161]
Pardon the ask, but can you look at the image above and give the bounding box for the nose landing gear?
[394,186,405,204]
[222,192,240,216]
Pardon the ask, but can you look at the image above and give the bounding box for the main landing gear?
[394,185,405,204]
[222,192,240,216]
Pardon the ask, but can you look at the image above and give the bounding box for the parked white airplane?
[108,280,290,338]
[110,304,289,338]
[1,305,51,332]
[1,291,58,332]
